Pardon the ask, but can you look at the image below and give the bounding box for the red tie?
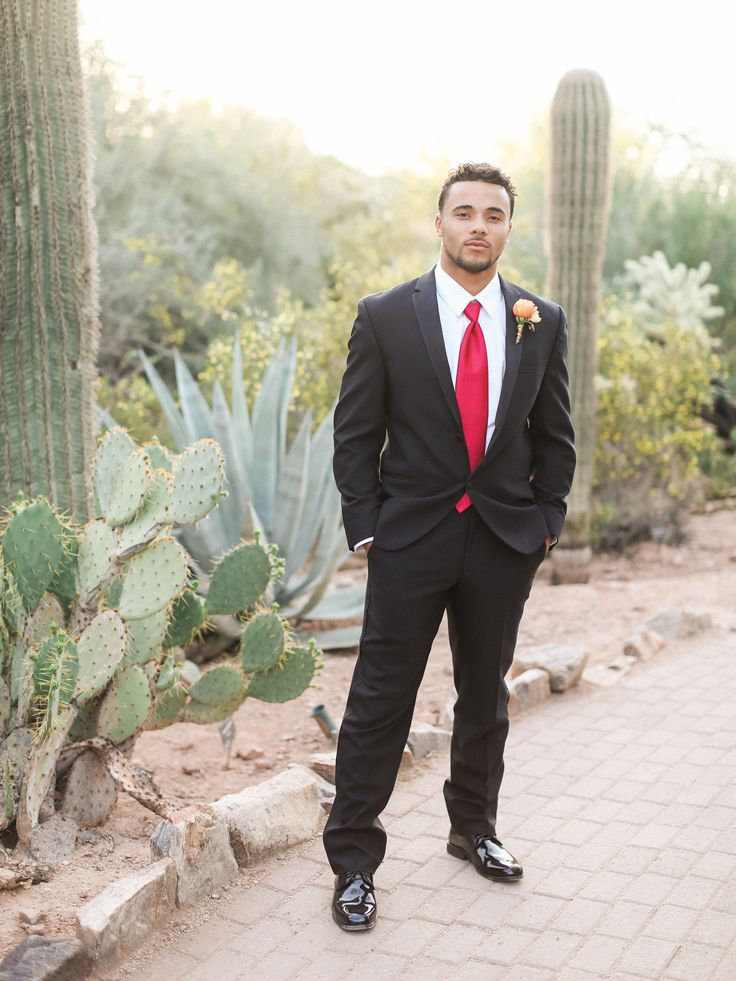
[455,300,488,513]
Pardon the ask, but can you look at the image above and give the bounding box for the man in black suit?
[325,163,576,931]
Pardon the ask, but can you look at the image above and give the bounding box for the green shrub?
[593,300,723,547]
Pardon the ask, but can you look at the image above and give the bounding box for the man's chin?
[456,255,495,274]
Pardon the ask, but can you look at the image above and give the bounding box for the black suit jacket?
[333,268,576,555]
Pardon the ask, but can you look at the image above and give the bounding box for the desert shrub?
[593,300,722,548]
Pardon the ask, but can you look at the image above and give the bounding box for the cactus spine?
[0,0,100,520]
[544,69,612,580]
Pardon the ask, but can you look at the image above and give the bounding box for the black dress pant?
[323,506,546,874]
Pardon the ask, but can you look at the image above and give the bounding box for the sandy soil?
[1,504,734,958]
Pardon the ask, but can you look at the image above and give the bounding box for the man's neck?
[439,254,498,295]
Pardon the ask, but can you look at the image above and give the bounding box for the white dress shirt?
[353,265,507,551]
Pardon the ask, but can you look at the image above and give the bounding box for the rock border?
[0,606,712,979]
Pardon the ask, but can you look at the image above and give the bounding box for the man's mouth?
[465,240,489,249]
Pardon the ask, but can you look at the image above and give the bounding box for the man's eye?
[458,212,469,217]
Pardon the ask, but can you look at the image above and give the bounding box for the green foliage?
[204,543,274,616]
[164,590,205,649]
[624,251,724,339]
[247,644,318,704]
[593,300,722,547]
[2,502,68,612]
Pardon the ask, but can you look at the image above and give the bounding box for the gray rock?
[60,751,118,828]
[623,628,666,660]
[512,644,589,692]
[151,807,237,908]
[211,767,322,865]
[407,723,452,758]
[76,859,176,962]
[308,751,337,783]
[444,696,455,727]
[0,936,91,981]
[583,656,636,687]
[508,669,550,714]
[549,546,593,585]
[27,815,78,867]
[645,608,712,640]
[18,910,45,926]
[288,763,336,813]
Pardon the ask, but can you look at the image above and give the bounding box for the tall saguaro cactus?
[0,0,100,520]
[544,69,612,582]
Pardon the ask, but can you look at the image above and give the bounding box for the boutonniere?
[512,299,541,344]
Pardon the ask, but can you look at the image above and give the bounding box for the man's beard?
[445,243,496,274]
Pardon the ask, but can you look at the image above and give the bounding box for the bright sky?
[80,0,731,174]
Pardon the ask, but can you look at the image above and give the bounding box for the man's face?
[435,181,512,276]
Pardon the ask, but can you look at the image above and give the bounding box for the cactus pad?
[68,700,100,742]
[168,439,225,526]
[2,502,67,612]
[205,542,272,615]
[106,448,152,526]
[182,693,245,724]
[77,520,117,595]
[0,727,34,831]
[180,659,201,686]
[188,664,246,705]
[241,611,286,673]
[32,632,78,706]
[144,442,174,474]
[164,590,205,649]
[146,684,187,729]
[49,526,78,611]
[92,428,137,518]
[0,678,11,738]
[118,537,187,620]
[155,654,177,691]
[96,664,151,743]
[247,646,316,704]
[117,471,172,553]
[23,593,65,650]
[75,611,127,704]
[125,608,169,665]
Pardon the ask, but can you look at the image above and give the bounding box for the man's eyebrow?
[451,204,507,215]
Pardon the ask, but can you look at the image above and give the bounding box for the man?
[324,162,576,931]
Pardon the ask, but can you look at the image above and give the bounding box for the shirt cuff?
[353,537,374,552]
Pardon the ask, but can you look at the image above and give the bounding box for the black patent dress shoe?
[447,829,523,880]
[332,871,377,931]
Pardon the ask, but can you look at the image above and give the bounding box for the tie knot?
[464,300,481,322]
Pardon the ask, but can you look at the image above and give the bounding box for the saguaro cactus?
[544,69,612,582]
[0,0,100,520]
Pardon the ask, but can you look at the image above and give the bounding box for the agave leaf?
[230,333,253,469]
[251,347,292,536]
[211,381,247,545]
[139,350,190,449]
[272,410,311,565]
[302,584,367,621]
[174,350,215,442]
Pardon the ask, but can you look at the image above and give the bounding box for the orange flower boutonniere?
[512,298,542,344]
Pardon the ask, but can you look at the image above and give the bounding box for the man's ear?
[434,212,442,237]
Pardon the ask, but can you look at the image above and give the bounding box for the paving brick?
[622,871,678,905]
[691,909,736,948]
[505,894,566,930]
[552,897,608,934]
[181,945,252,981]
[253,949,316,979]
[380,883,434,920]
[176,916,241,960]
[218,884,287,925]
[404,855,460,888]
[597,900,653,939]
[425,922,493,963]
[549,819,600,846]
[228,915,293,957]
[521,929,581,969]
[536,866,591,899]
[579,870,634,902]
[414,884,478,924]
[569,933,627,973]
[380,917,446,958]
[663,941,725,980]
[688,850,736,881]
[617,935,678,977]
[473,926,536,965]
[666,875,721,910]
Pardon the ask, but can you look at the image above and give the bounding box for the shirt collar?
[434,262,502,318]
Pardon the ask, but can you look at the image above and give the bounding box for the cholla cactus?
[624,251,723,341]
[0,430,320,844]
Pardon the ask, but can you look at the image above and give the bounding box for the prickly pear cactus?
[205,542,273,615]
[0,426,321,846]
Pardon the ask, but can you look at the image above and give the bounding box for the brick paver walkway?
[100,631,736,980]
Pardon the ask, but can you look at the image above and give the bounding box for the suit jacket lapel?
[485,275,522,455]
[412,269,463,432]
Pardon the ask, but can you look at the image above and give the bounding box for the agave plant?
[139,338,365,643]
